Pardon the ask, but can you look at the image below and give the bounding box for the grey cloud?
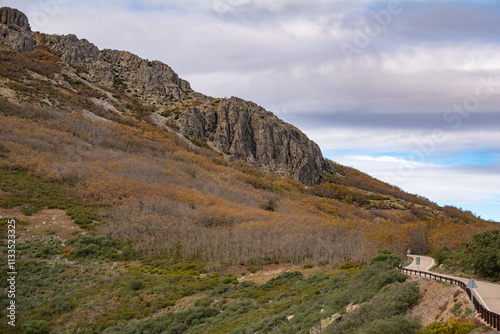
[383,1,500,45]
[286,111,500,132]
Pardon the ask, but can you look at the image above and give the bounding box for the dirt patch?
[408,277,490,329]
[0,77,19,102]
[0,207,84,240]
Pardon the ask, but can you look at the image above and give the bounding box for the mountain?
[0,7,325,186]
[0,7,498,333]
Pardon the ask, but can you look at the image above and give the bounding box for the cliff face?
[0,7,326,185]
[0,7,31,31]
[0,7,35,52]
[176,97,324,185]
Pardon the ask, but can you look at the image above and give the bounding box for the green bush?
[247,265,261,274]
[360,315,421,334]
[340,261,362,270]
[194,297,213,307]
[103,307,219,333]
[341,261,407,304]
[326,281,419,334]
[21,320,51,334]
[431,247,452,266]
[262,271,304,289]
[129,279,146,291]
[67,234,117,259]
[66,206,101,229]
[370,249,401,267]
[467,230,500,278]
[176,306,219,325]
[55,298,72,312]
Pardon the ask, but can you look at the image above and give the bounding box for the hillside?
[0,7,498,333]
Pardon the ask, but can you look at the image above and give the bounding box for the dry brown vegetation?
[1,46,497,272]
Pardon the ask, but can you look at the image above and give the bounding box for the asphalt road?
[406,255,500,314]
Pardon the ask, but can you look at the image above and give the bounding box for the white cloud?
[307,127,500,155]
[331,153,500,220]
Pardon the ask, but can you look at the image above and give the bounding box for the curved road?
[406,255,500,314]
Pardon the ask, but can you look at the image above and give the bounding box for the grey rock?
[0,7,35,52]
[177,106,213,139]
[99,49,192,99]
[176,97,324,185]
[346,303,360,313]
[0,7,31,31]
[310,313,342,334]
[50,34,99,64]
[0,26,35,52]
[48,34,192,101]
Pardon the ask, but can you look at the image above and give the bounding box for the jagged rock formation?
[0,8,328,185]
[177,97,324,185]
[0,7,31,31]
[0,7,35,52]
[46,34,193,101]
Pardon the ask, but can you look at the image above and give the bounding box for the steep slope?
[0,7,324,185]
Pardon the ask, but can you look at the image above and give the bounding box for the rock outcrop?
[47,34,192,101]
[310,313,342,334]
[0,7,31,31]
[176,97,325,185]
[0,7,35,52]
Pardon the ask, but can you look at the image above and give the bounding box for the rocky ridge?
[0,7,327,185]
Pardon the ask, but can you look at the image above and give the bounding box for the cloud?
[330,153,500,220]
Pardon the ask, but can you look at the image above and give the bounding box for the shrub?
[21,320,51,334]
[55,298,72,312]
[340,262,362,270]
[360,315,421,334]
[194,297,213,308]
[263,271,304,289]
[370,249,401,267]
[417,318,475,334]
[452,301,463,316]
[431,247,452,266]
[247,265,261,274]
[326,281,419,334]
[67,234,117,259]
[176,306,219,325]
[129,279,146,291]
[346,262,407,304]
[467,230,500,278]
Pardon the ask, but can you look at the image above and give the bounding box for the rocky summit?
[0,6,31,31]
[0,7,326,185]
[0,7,35,52]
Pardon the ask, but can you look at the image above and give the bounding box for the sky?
[5,0,500,222]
